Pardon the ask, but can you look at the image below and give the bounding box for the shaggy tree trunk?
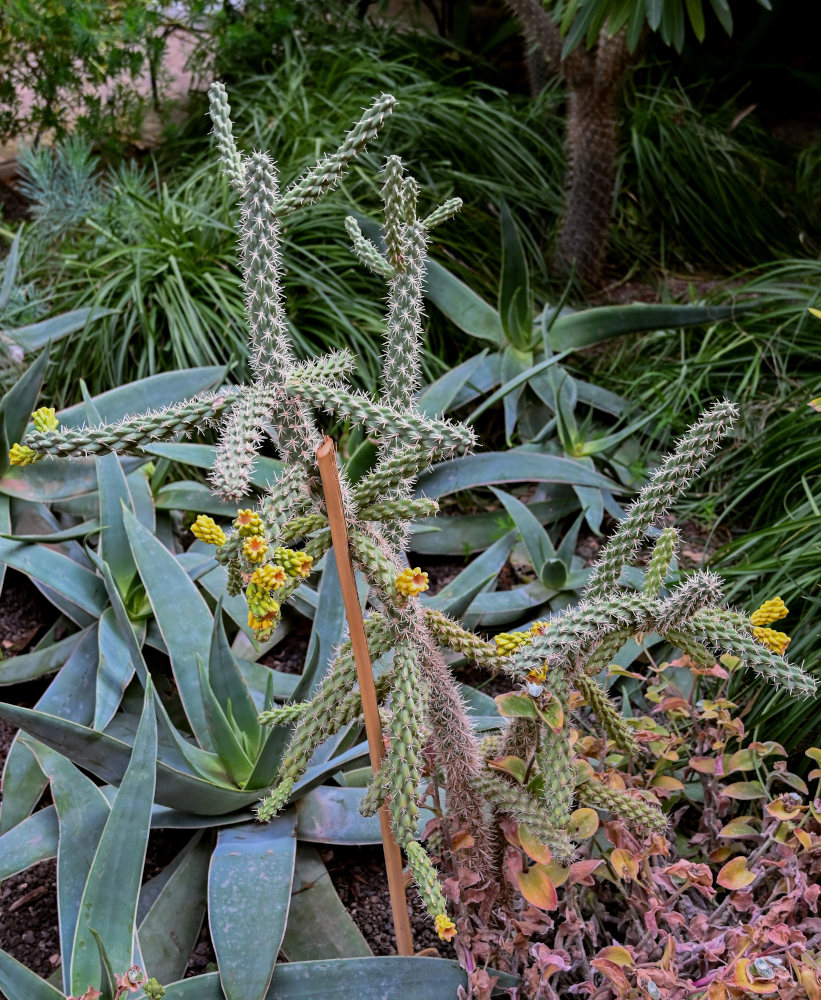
[506,0,631,286]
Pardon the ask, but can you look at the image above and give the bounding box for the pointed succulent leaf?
[209,817,297,1000]
[0,806,58,879]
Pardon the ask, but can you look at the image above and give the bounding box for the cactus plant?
[9,84,816,947]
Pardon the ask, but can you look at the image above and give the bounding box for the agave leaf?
[280,845,371,960]
[25,740,111,994]
[70,682,157,995]
[0,629,84,686]
[0,227,21,311]
[499,345,532,442]
[295,786,434,845]
[424,256,506,346]
[408,490,577,557]
[0,806,58,879]
[462,581,556,630]
[0,457,125,503]
[425,529,517,618]
[0,347,48,478]
[417,451,619,498]
[57,366,228,428]
[94,607,138,731]
[122,507,214,750]
[0,536,106,616]
[1,518,100,543]
[158,958,517,1000]
[208,600,261,750]
[0,493,8,590]
[489,487,559,584]
[417,350,491,417]
[155,480,238,517]
[97,450,138,591]
[196,562,252,635]
[546,302,742,352]
[138,831,211,985]
[197,657,254,786]
[126,468,155,532]
[8,307,114,352]
[210,816,297,1000]
[498,200,533,352]
[0,949,64,1000]
[0,701,259,814]
[0,625,97,834]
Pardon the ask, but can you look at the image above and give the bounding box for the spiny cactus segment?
[9,86,816,940]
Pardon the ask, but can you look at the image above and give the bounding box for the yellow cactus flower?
[494,631,531,656]
[8,442,40,466]
[434,913,456,942]
[530,620,552,637]
[527,662,548,684]
[245,583,280,620]
[235,508,263,536]
[752,626,791,655]
[750,597,788,627]
[395,566,429,597]
[251,563,287,590]
[243,536,268,563]
[274,546,313,578]
[248,610,277,630]
[190,515,227,547]
[31,406,58,433]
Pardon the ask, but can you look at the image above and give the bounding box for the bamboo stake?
[315,436,415,956]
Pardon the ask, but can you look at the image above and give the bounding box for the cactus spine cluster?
[10,86,816,939]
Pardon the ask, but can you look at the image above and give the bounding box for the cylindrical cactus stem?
[345,216,395,278]
[386,641,427,849]
[584,400,738,599]
[500,718,539,762]
[286,379,475,455]
[21,391,238,458]
[258,702,310,726]
[642,526,679,597]
[576,674,641,759]
[684,608,816,697]
[424,609,508,672]
[208,81,245,193]
[352,441,445,507]
[381,221,428,412]
[405,841,448,920]
[275,94,396,217]
[578,777,666,834]
[664,630,716,670]
[536,671,575,830]
[421,197,462,231]
[473,769,575,862]
[289,349,357,385]
[349,526,400,598]
[418,643,498,878]
[581,628,630,676]
[380,155,406,269]
[359,497,438,522]
[257,616,394,820]
[279,511,328,545]
[401,175,419,225]
[210,385,276,502]
[360,758,393,818]
[260,461,315,541]
[655,571,724,633]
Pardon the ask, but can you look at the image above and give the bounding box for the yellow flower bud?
[243,536,268,563]
[190,514,227,547]
[530,620,552,636]
[752,626,790,655]
[494,631,531,656]
[31,406,58,433]
[434,913,456,941]
[235,508,264,536]
[9,443,40,466]
[251,563,287,590]
[750,597,788,627]
[395,566,429,597]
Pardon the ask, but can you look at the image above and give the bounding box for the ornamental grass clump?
[10,85,816,945]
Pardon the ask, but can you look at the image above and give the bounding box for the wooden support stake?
[316,436,415,957]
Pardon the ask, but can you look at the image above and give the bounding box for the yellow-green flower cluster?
[243,535,268,562]
[274,546,313,578]
[494,630,531,656]
[395,566,429,597]
[190,515,227,547]
[234,508,264,536]
[750,596,788,627]
[750,597,790,655]
[9,407,60,466]
[250,563,287,590]
[245,583,280,620]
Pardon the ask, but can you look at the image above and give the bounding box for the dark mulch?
[260,613,311,675]
[0,570,52,654]
[322,845,456,960]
